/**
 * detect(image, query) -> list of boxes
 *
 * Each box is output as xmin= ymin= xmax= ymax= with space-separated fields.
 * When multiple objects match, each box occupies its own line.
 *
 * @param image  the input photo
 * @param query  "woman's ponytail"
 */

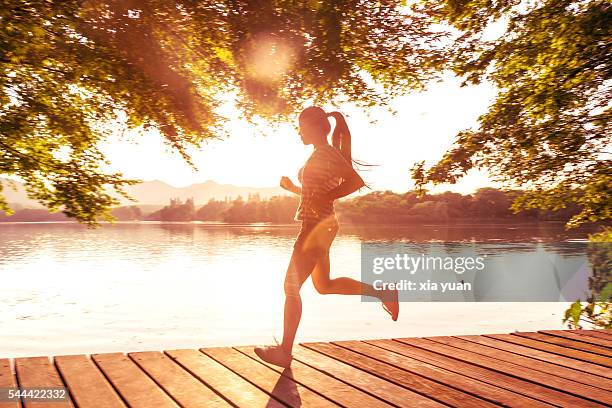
xmin=327 ymin=111 xmax=353 ymax=166
xmin=325 ymin=110 xmax=373 ymax=188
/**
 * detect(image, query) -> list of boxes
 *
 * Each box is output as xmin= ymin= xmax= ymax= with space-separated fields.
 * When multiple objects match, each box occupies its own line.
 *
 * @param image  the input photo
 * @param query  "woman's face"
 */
xmin=298 ymin=118 xmax=323 ymax=145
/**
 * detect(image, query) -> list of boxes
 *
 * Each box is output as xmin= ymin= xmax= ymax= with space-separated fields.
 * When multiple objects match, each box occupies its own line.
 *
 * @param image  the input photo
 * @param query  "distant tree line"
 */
xmin=144 ymin=189 xmax=580 ymax=223
xmin=336 ymin=188 xmax=580 ymax=224
xmin=1 ymin=188 xmax=581 ymax=224
xmin=146 ymin=194 xmax=298 ymax=223
xmin=148 ymin=198 xmax=196 ymax=222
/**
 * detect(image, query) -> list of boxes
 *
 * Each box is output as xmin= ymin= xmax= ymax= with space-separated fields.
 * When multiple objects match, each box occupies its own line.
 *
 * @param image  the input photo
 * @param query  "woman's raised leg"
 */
xmin=311 ymin=254 xmax=399 ymax=320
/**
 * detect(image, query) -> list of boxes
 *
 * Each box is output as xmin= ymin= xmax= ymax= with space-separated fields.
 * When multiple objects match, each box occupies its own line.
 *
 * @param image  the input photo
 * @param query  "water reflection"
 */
xmin=0 ymin=221 xmax=601 ymax=357
xmin=342 ymin=222 xmax=594 ymax=244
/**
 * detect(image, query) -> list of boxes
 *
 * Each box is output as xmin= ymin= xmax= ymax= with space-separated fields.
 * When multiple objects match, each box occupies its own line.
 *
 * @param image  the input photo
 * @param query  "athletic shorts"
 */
xmin=293 ymin=218 xmax=339 ymax=257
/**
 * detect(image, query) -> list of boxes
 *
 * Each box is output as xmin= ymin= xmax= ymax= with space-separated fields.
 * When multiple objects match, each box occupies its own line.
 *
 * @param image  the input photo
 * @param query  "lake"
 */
xmin=0 ymin=221 xmax=597 ymax=358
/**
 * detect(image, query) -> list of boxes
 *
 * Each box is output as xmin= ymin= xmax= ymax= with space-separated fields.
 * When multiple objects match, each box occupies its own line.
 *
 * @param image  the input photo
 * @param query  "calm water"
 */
xmin=0 ymin=222 xmax=595 ymax=357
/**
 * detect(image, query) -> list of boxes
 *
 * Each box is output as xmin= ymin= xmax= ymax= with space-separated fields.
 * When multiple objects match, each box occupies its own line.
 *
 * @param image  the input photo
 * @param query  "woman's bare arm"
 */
xmin=322 ymin=172 xmax=365 ymax=201
xmin=318 ymin=149 xmax=366 ymax=201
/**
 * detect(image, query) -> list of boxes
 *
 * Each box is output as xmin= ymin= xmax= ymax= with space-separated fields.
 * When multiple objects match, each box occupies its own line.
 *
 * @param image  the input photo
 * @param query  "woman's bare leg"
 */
xmin=255 ymin=249 xmax=318 ymax=367
xmin=311 ymin=254 xmax=378 ymax=297
xmin=280 ymin=250 xmax=317 ymax=353
xmin=311 ymin=254 xmax=399 ymax=320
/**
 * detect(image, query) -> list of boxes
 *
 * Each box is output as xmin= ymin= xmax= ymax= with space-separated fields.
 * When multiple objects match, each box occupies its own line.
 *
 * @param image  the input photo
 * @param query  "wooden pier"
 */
xmin=1 ymin=329 xmax=611 ymax=407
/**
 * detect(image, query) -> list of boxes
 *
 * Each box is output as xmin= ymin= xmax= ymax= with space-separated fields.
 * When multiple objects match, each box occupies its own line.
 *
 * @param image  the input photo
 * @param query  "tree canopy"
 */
xmin=1 ymin=0 xmax=446 ymax=222
xmin=3 ymin=1 xmax=609 ymax=227
xmin=411 ymin=0 xmax=611 ymax=228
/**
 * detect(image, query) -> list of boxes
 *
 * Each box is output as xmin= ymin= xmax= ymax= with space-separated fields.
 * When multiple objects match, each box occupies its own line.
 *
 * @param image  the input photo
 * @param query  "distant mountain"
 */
xmin=1 ymin=178 xmax=289 ymax=207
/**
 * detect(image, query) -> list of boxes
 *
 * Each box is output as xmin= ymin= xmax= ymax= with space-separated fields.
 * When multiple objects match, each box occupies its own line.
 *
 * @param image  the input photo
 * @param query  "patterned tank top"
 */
xmin=295 ymin=144 xmax=351 ymax=223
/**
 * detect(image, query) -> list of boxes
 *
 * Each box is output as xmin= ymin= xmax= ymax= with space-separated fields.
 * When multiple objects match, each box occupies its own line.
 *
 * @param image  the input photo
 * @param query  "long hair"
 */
xmin=327 ymin=111 xmax=352 ymax=164
xmin=327 ymin=111 xmax=372 ymax=170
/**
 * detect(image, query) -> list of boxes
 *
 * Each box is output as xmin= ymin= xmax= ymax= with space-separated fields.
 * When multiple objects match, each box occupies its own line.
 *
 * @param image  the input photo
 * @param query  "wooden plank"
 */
xmin=165 ymin=349 xmax=285 ymax=408
xmin=14 ymin=356 xmax=73 ymax=408
xmin=128 ymin=351 xmax=231 ymax=408
xmin=237 ymin=346 xmax=393 ymax=408
xmin=539 ymin=330 xmax=612 ymax=348
xmin=92 ymin=353 xmax=178 ymax=408
xmin=486 ymin=333 xmax=612 ymax=367
xmin=4 ymin=330 xmax=611 ymax=408
xmin=290 ymin=344 xmax=444 ymax=408
xmin=340 ymin=340 xmax=552 ymax=408
xmin=456 ymin=335 xmax=612 ymax=385
xmin=567 ymin=330 xmax=612 ymax=341
xmin=0 ymin=359 xmax=20 ymax=408
xmin=54 ymin=355 xmax=125 ymax=408
xmin=201 ymin=347 xmax=336 ymax=408
xmin=368 ymin=338 xmax=602 ymax=408
xmin=405 ymin=337 xmax=608 ymax=406
xmin=426 ymin=336 xmax=612 ymax=403
xmin=513 ymin=332 xmax=612 ymax=357
xmin=303 ymin=342 xmax=496 ymax=408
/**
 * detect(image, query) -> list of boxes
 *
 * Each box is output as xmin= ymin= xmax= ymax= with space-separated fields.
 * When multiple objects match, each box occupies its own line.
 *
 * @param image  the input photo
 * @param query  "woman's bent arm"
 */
xmin=324 ymin=174 xmax=365 ymax=201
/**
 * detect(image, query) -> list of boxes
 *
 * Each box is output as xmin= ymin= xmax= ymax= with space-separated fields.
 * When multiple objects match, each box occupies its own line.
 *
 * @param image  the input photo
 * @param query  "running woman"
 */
xmin=254 ymin=106 xmax=399 ymax=368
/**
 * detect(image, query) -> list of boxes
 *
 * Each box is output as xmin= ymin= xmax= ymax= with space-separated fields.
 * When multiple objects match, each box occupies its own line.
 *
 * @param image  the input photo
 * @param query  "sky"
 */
xmin=101 ymin=72 xmax=501 ymax=195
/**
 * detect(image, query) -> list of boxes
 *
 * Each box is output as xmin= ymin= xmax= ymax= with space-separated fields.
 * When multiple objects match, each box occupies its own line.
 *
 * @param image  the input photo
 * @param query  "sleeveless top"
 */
xmin=295 ymin=144 xmax=352 ymax=223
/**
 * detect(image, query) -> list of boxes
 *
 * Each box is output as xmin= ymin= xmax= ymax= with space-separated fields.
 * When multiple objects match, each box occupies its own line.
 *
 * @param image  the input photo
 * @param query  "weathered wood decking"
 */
xmin=1 ymin=329 xmax=611 ymax=408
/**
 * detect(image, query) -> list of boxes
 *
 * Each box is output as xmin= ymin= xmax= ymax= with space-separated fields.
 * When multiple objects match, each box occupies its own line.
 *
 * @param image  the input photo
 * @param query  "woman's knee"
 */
xmin=284 ymin=277 xmax=301 ymax=298
xmin=312 ymin=277 xmax=334 ymax=295
xmin=284 ymin=253 xmax=311 ymax=298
